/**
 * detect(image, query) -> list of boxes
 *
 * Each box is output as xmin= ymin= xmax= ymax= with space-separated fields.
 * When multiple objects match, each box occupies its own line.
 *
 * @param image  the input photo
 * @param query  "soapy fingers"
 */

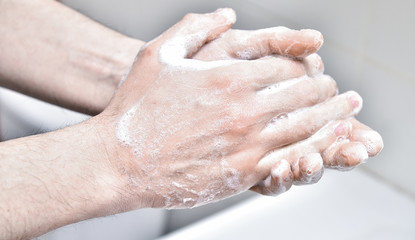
xmin=194 ymin=27 xmax=324 ymax=60
xmin=258 ymin=91 xmax=362 ymax=151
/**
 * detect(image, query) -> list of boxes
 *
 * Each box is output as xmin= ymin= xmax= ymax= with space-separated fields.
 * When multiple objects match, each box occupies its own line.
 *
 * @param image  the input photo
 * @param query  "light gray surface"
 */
xmin=36 ymin=209 xmax=166 ymax=240
xmin=165 ymin=191 xmax=255 ymax=233
xmin=157 ymin=169 xmax=415 ymax=240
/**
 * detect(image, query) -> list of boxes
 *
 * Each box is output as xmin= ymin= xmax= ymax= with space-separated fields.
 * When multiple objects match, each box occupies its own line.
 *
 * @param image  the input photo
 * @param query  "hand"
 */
xmin=192 ymin=28 xmax=383 ymax=196
xmin=96 ymin=9 xmax=366 ymax=210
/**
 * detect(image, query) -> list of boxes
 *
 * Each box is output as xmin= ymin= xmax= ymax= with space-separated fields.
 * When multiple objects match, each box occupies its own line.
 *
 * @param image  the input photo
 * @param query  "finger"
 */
xmin=201 ymin=56 xmax=306 ymax=91
xmin=200 ymin=27 xmax=323 ymax=60
xmin=302 ymin=53 xmax=325 ymax=77
xmin=292 ymin=153 xmax=324 ymax=185
xmin=208 ymin=54 xmax=330 ymax=95
xmin=157 ymin=8 xmax=236 ymax=59
xmin=250 ymin=159 xmax=293 ymax=196
xmin=255 ymin=74 xmax=337 ymax=117
xmin=206 ymin=55 xmax=310 ymax=92
xmin=322 ymin=141 xmax=369 ymax=171
xmin=321 ymin=118 xmax=383 ymax=169
xmin=259 ymin=91 xmax=362 ymax=150
xmin=258 ymin=120 xmax=353 ymax=169
xmin=268 ymin=28 xmax=323 ymax=58
xmin=349 ymin=118 xmax=383 ymax=157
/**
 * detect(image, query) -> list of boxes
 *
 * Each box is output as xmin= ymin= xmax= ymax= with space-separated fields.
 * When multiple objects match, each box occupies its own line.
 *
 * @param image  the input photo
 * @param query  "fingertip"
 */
xmin=336 ymin=142 xmax=369 ymax=171
xmin=354 ymin=129 xmax=384 ymax=157
xmin=252 ymin=159 xmax=294 ymax=196
xmin=213 ymin=8 xmax=237 ymax=25
xmin=267 ymin=27 xmax=320 ymax=58
xmin=302 ymin=29 xmax=324 ymax=52
xmin=295 ymin=29 xmax=324 ymax=57
xmin=346 ymin=91 xmax=363 ymax=115
xmin=348 ymin=119 xmax=384 ymax=157
xmin=272 ymin=159 xmax=294 ymax=194
xmin=159 ymin=9 xmax=238 ymax=61
xmin=295 ymin=153 xmax=324 ymax=185
xmin=271 ymin=159 xmax=293 ymax=189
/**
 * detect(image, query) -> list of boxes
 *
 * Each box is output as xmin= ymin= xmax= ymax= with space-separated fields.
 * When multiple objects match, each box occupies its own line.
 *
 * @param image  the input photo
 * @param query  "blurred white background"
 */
xmin=1 ymin=0 xmax=414 ymax=239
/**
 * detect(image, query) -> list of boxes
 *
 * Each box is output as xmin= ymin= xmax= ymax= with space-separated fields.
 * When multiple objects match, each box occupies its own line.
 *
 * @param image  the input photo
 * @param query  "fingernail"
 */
xmin=334 ymin=123 xmax=346 ymax=136
xmin=347 ymin=92 xmax=363 ymax=115
xmin=339 ymin=142 xmax=369 ymax=169
xmin=349 ymin=96 xmax=360 ymax=108
xmin=348 ymin=93 xmax=362 ymax=109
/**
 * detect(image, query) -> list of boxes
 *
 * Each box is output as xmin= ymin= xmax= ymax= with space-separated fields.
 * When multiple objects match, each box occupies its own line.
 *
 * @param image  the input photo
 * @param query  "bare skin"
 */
xmin=193 ymin=30 xmax=383 ymax=195
xmin=98 ymin=8 xmax=376 ymax=211
xmin=0 ymin=0 xmax=142 ymax=115
xmin=0 ymin=2 xmax=384 ymax=240
xmin=0 ymin=0 xmax=382 ymax=186
xmin=0 ymin=0 xmax=381 ymax=178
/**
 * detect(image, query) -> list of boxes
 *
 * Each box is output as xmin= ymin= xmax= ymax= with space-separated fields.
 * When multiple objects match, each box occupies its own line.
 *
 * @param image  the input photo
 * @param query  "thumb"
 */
xmin=157 ymin=8 xmax=236 ymax=59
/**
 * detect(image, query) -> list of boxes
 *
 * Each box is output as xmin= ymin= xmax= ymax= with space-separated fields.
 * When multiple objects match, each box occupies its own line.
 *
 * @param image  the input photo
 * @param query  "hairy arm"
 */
xmin=0 ymin=0 xmax=143 ymax=115
xmin=0 ymin=118 xmax=121 ymax=240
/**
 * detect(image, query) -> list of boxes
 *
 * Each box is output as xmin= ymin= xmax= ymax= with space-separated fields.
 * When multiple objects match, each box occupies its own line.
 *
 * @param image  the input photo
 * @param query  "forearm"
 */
xmin=0 ymin=118 xmax=121 ymax=239
xmin=0 ymin=0 xmax=143 ymax=115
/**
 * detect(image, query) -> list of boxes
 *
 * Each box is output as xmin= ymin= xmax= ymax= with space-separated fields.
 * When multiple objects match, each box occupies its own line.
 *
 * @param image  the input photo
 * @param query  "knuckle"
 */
xmin=140 ymin=45 xmax=155 ymax=58
xmin=297 ymin=154 xmax=324 ymax=184
xmin=201 ymin=74 xmax=232 ymax=90
xmin=303 ymin=53 xmax=324 ymax=76
xmin=304 ymin=78 xmax=322 ymax=105
xmin=274 ymin=26 xmax=290 ymax=33
xmin=183 ymin=13 xmax=201 ymax=21
xmin=326 ymin=75 xmax=338 ymax=96
xmin=227 ymin=29 xmax=241 ymax=38
xmin=306 ymin=75 xmax=338 ymax=104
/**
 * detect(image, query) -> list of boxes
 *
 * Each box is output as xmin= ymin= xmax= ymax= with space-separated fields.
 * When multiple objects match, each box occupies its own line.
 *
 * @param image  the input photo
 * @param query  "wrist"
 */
xmin=110 ymin=37 xmax=144 ymax=86
xmin=90 ymin=112 xmax=157 ymax=212
xmin=79 ymin=36 xmax=144 ymax=115
xmin=63 ymin=117 xmax=127 ymax=217
xmin=0 ymin=118 xmax=126 ymax=238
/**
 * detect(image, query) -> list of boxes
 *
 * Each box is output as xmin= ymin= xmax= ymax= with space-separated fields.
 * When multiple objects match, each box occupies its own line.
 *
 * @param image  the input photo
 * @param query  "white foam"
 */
xmin=159 ymin=36 xmax=238 ymax=70
xmin=215 ymin=8 xmax=237 ymax=25
xmin=116 ymin=103 xmax=138 ymax=146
